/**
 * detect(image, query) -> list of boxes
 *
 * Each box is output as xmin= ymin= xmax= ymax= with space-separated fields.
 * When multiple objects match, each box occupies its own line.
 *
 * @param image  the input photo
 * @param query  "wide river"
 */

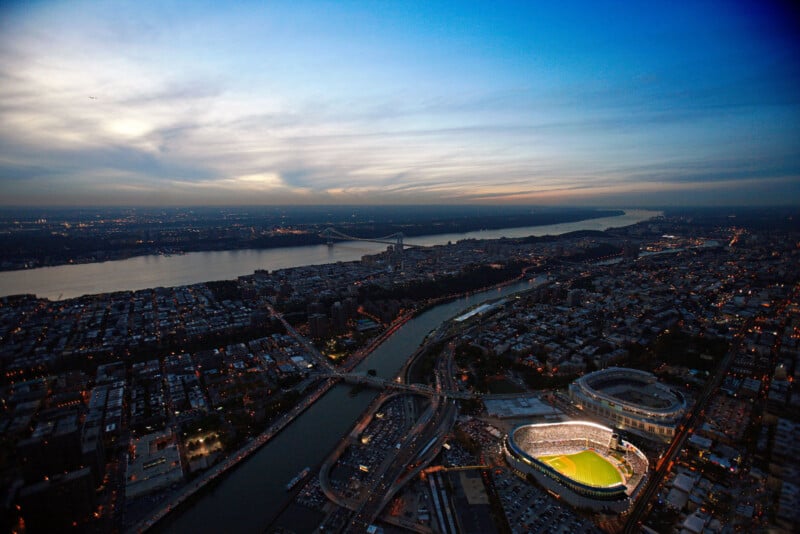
xmin=0 ymin=210 xmax=657 ymax=300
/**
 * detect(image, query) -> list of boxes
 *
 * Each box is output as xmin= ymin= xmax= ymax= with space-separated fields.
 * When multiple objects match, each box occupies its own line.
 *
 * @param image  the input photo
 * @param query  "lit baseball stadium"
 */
xmin=569 ymin=367 xmax=686 ymax=441
xmin=504 ymin=421 xmax=648 ymax=511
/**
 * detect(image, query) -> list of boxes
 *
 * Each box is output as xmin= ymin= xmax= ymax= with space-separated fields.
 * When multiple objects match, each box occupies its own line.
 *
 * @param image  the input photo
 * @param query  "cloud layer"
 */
xmin=1 ymin=1 xmax=799 ymax=206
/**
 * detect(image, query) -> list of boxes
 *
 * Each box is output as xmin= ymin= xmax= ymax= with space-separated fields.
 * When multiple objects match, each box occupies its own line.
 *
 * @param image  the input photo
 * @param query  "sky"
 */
xmin=0 ymin=1 xmax=799 ymax=207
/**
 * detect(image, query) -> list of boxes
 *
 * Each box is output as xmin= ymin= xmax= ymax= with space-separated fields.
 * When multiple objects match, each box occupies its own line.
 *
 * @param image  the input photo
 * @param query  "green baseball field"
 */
xmin=537 ymin=450 xmax=623 ymax=487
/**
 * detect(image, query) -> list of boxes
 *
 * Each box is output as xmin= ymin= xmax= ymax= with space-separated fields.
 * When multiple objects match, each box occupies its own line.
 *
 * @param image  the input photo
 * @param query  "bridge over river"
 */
xmin=319 ymin=227 xmax=429 ymax=251
xmin=327 ymin=370 xmax=479 ymax=400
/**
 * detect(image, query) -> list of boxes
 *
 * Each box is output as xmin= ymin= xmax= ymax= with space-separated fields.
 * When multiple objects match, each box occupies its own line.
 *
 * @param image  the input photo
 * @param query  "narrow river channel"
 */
xmin=159 ymin=279 xmax=537 ymax=533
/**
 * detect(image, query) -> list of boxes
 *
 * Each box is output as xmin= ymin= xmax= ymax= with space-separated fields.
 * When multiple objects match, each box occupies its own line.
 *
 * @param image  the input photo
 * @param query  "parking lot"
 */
xmin=493 ymin=466 xmax=603 ymax=533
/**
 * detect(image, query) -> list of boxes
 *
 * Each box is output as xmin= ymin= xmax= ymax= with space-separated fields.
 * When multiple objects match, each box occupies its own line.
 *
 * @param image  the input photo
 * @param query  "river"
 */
xmin=158 ymin=279 xmax=539 ymax=534
xmin=0 ymin=210 xmax=658 ymax=300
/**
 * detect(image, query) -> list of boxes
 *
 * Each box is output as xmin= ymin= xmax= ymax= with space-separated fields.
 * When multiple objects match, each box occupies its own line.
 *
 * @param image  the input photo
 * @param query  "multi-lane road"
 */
xmin=321 ymin=331 xmax=463 ymax=533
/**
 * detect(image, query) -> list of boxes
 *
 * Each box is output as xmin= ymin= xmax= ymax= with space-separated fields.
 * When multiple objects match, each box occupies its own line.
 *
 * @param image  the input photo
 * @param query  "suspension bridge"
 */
xmin=319 ymin=227 xmax=426 ymax=251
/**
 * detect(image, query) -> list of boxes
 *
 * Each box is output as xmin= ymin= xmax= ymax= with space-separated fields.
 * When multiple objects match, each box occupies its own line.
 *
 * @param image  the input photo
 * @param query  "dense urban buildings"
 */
xmin=0 ymin=209 xmax=798 ymax=533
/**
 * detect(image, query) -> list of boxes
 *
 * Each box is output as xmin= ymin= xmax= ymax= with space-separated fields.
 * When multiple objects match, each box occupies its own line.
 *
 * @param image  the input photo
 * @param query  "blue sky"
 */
xmin=0 ymin=0 xmax=798 ymax=206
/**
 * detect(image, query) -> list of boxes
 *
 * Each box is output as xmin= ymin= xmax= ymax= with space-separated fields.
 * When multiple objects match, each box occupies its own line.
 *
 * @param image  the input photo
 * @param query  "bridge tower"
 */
xmin=321 ymin=227 xmax=335 ymax=246
xmin=392 ymin=233 xmax=405 ymax=272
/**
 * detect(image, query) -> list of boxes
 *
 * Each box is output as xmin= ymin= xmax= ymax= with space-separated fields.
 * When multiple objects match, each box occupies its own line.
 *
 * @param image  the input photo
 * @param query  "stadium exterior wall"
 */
xmin=568 ymin=367 xmax=685 ymax=441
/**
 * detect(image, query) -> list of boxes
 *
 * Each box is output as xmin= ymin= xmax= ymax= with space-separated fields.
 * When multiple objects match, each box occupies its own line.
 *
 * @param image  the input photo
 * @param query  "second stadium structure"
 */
xmin=569 ymin=367 xmax=686 ymax=441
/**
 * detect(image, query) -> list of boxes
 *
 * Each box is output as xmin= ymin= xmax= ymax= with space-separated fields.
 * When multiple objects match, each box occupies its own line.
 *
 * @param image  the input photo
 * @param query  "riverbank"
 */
xmin=128 ymin=377 xmax=336 ymax=533
xmin=0 ymin=208 xmax=624 ymax=272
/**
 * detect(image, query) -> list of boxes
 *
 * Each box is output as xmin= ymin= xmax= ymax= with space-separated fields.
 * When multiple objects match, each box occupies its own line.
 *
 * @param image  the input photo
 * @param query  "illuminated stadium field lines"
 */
xmin=538 ymin=450 xmax=623 ymax=488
